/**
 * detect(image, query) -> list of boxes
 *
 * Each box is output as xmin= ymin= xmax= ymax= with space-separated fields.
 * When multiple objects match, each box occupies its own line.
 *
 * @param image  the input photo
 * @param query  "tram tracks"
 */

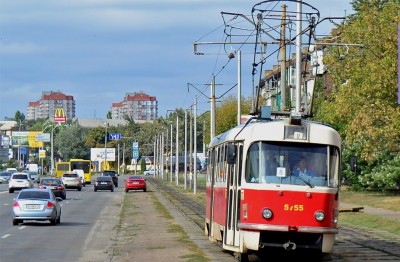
xmin=148 ymin=177 xmax=400 ymax=261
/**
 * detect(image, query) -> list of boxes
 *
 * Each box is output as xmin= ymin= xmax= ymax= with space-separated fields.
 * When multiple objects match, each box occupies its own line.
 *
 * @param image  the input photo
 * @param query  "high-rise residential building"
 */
xmin=26 ymin=91 xmax=75 ymax=121
xmin=111 ymin=92 xmax=157 ymax=121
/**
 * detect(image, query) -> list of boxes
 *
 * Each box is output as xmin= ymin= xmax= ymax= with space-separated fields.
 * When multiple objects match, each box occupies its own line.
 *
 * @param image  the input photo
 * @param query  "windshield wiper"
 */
xmin=295 ymin=175 xmax=314 ymax=188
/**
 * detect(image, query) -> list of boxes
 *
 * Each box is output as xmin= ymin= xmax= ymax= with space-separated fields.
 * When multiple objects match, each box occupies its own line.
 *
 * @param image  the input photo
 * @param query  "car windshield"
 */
xmin=19 ymin=191 xmax=50 ymax=200
xmin=41 ymin=179 xmax=62 ymax=185
xmin=63 ymin=174 xmax=78 ymax=177
xmin=103 ymin=171 xmax=116 ymax=176
xmin=13 ymin=174 xmax=28 ymax=179
xmin=130 ymin=176 xmax=143 ymax=180
xmin=97 ymin=177 xmax=112 ymax=181
xmin=0 ymin=172 xmax=10 ymax=177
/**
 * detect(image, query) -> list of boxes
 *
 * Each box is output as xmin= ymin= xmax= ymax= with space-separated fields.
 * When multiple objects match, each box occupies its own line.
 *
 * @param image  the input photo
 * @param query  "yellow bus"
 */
xmin=70 ymin=159 xmax=93 ymax=184
xmin=55 ymin=159 xmax=93 ymax=184
xmin=55 ymin=162 xmax=70 ymax=178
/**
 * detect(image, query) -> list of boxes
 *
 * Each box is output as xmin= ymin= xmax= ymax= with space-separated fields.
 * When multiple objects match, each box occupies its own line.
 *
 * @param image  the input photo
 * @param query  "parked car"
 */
xmin=12 ymin=188 xmax=62 ymax=225
xmin=143 ymin=168 xmax=155 ymax=176
xmin=61 ymin=171 xmax=82 ymax=191
xmin=0 ymin=171 xmax=12 ymax=183
xmin=102 ymin=170 xmax=118 ymax=187
xmin=38 ymin=178 xmax=67 ymax=200
xmin=9 ymin=172 xmax=34 ymax=193
xmin=125 ymin=175 xmax=147 ymax=192
xmin=94 ymin=176 xmax=114 ymax=192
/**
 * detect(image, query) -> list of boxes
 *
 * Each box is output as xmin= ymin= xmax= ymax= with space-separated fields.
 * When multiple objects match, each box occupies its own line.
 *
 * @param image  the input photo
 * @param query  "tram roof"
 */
xmin=209 ymin=118 xmax=341 ymax=148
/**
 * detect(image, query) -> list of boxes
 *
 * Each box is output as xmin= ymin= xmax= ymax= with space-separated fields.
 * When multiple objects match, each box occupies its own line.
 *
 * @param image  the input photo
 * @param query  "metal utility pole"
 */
xmin=175 ymin=115 xmax=179 ymax=185
xmin=104 ymin=122 xmax=109 ymax=171
xmin=189 ymin=105 xmax=193 ymax=190
xmin=184 ymin=110 xmax=187 ymax=189
xmin=237 ymin=50 xmax=242 ymax=125
xmin=160 ymin=132 xmax=164 ymax=179
xmin=193 ymin=96 xmax=197 ymax=194
xmin=170 ymin=123 xmax=173 ymax=183
xmin=295 ymin=1 xmax=302 ymax=112
xmin=211 ymin=76 xmax=216 ymax=139
xmin=280 ymin=5 xmax=287 ymax=111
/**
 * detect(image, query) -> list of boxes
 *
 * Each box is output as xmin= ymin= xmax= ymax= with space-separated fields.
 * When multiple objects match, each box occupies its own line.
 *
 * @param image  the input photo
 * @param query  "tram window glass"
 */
xmin=328 ymin=146 xmax=340 ymax=187
xmin=245 ymin=142 xmax=337 ymax=187
xmin=238 ymin=144 xmax=243 ymax=187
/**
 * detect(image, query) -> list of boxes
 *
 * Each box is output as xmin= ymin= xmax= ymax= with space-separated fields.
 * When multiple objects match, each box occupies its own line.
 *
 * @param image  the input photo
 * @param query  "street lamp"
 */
xmin=104 ymin=122 xmax=109 ymax=171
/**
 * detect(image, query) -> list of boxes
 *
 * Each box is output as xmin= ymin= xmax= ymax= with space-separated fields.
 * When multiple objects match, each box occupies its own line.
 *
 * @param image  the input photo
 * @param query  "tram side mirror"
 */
xmin=227 ymin=144 xmax=237 ymax=164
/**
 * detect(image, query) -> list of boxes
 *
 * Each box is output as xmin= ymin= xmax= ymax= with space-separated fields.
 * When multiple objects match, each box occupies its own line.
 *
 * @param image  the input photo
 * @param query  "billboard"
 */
xmin=11 ymin=131 xmax=44 ymax=148
xmin=90 ymin=148 xmax=116 ymax=162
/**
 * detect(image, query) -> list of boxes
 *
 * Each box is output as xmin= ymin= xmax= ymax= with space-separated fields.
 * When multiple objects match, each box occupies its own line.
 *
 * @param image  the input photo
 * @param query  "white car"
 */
xmin=9 ymin=172 xmax=34 ymax=193
xmin=72 ymin=169 xmax=86 ymax=187
xmin=143 ymin=168 xmax=155 ymax=176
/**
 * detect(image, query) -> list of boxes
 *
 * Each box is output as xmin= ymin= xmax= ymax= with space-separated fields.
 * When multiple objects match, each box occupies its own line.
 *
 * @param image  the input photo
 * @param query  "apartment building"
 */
xmin=111 ymin=92 xmax=157 ymax=121
xmin=26 ymin=91 xmax=75 ymax=121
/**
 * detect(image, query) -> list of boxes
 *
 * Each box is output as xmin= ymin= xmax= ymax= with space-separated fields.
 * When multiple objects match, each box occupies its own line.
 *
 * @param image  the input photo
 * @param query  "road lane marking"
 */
xmin=1 ymin=234 xmax=11 ymax=239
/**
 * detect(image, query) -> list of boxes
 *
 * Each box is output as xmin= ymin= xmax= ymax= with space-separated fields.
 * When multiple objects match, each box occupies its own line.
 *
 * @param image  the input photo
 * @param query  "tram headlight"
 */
xmin=262 ymin=208 xmax=273 ymax=219
xmin=315 ymin=211 xmax=325 ymax=221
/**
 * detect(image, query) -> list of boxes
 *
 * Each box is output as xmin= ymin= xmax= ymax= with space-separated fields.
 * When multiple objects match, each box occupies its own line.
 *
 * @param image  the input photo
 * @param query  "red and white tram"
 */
xmin=205 ymin=111 xmax=342 ymax=260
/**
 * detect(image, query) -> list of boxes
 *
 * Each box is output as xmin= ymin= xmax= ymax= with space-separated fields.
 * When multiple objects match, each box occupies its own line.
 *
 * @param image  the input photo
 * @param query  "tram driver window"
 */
xmin=245 ymin=143 xmax=260 ymax=183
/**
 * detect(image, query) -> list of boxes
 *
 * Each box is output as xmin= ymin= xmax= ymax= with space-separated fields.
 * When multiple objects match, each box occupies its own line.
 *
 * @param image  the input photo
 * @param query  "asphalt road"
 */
xmin=0 ymin=179 xmax=123 ymax=262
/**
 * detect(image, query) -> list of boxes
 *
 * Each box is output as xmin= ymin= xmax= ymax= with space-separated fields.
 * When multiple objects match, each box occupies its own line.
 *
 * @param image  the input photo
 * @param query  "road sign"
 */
xmin=36 ymin=133 xmax=51 ymax=142
xmin=20 ymin=147 xmax=27 ymax=155
xmin=109 ymin=133 xmax=122 ymax=140
xmin=132 ymin=142 xmax=139 ymax=159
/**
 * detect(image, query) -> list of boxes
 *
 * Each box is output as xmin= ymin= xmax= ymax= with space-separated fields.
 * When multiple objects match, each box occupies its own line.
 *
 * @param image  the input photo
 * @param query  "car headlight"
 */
xmin=315 ymin=211 xmax=325 ymax=221
xmin=262 ymin=208 xmax=273 ymax=219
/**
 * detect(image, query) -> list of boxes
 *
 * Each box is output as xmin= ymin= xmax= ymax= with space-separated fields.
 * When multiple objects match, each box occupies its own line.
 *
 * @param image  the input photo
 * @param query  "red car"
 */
xmin=125 ymin=175 xmax=147 ymax=192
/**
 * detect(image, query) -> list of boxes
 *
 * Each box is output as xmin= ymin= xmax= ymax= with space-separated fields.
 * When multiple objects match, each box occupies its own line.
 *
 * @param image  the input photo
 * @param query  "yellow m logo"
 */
xmin=54 ymin=108 xmax=66 ymax=122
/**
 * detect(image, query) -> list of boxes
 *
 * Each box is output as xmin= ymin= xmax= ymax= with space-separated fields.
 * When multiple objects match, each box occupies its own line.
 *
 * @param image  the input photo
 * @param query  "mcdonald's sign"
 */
xmin=54 ymin=108 xmax=66 ymax=123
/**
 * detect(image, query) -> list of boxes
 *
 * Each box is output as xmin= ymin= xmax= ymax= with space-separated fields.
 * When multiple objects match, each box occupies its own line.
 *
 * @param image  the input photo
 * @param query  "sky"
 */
xmin=0 ymin=0 xmax=354 ymax=121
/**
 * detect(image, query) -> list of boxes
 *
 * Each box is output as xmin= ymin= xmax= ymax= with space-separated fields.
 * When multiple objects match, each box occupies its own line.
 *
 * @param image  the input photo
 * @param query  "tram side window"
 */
xmin=245 ymin=142 xmax=260 ymax=183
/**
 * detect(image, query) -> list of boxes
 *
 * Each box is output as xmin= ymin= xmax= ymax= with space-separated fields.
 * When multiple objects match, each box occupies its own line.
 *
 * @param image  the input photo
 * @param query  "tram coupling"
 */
xmin=283 ymin=241 xmax=297 ymax=251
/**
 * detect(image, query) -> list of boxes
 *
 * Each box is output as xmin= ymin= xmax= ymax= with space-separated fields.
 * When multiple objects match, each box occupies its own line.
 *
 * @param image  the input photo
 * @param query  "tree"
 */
xmin=54 ymin=123 xmax=90 ymax=160
xmin=314 ymin=1 xmax=400 ymax=189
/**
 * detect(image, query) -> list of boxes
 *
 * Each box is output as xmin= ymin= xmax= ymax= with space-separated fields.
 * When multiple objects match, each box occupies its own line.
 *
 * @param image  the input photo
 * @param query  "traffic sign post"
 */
xmin=132 ymin=142 xmax=139 ymax=175
xmin=132 ymin=142 xmax=139 ymax=159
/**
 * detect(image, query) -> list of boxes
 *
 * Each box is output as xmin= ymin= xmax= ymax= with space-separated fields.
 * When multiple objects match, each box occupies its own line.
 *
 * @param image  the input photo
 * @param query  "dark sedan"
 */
xmin=94 ymin=176 xmax=114 ymax=192
xmin=38 ymin=178 xmax=67 ymax=200
xmin=125 ymin=175 xmax=147 ymax=192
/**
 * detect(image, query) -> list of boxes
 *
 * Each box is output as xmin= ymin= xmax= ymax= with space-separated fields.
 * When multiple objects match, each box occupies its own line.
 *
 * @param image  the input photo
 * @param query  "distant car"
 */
xmin=0 ymin=171 xmax=12 ymax=183
xmin=38 ymin=178 xmax=67 ymax=200
xmin=12 ymin=188 xmax=62 ymax=226
xmin=27 ymin=171 xmax=40 ymax=182
xmin=9 ymin=172 xmax=34 ymax=193
xmin=125 ymin=175 xmax=147 ymax=192
xmin=6 ymin=167 xmax=17 ymax=174
xmin=72 ymin=169 xmax=86 ymax=187
xmin=143 ymin=168 xmax=155 ymax=176
xmin=102 ymin=170 xmax=118 ymax=187
xmin=94 ymin=176 xmax=114 ymax=192
xmin=61 ymin=171 xmax=82 ymax=191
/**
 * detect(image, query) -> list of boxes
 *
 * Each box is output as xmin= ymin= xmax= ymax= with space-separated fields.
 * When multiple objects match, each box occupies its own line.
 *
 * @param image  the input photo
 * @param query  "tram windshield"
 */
xmin=245 ymin=142 xmax=340 ymax=187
